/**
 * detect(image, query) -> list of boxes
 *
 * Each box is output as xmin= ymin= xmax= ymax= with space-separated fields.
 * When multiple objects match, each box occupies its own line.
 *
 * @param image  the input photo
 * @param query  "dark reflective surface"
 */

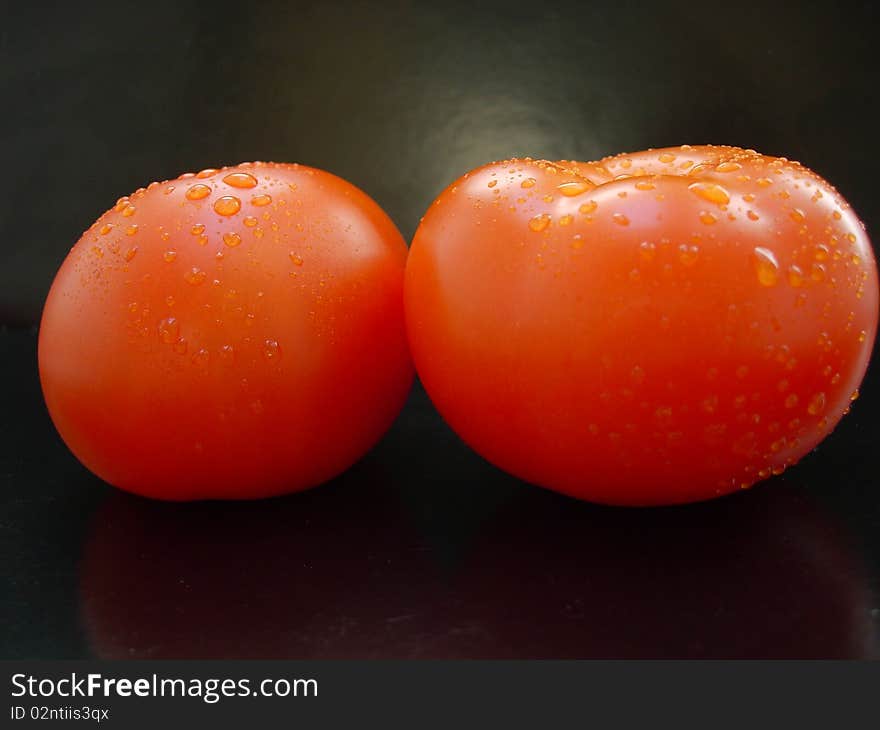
xmin=2 ymin=0 xmax=880 ymax=658
xmin=80 ymin=474 xmax=874 ymax=659
xmin=2 ymin=325 xmax=879 ymax=658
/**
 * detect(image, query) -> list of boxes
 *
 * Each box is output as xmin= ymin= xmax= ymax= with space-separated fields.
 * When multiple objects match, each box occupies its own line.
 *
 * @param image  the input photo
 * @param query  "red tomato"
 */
xmin=40 ymin=163 xmax=412 ymax=500
xmin=405 ymin=146 xmax=879 ymax=505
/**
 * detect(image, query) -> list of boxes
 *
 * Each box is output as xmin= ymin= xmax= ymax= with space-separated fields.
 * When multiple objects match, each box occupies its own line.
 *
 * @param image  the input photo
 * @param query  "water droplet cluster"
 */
xmin=63 ymin=161 xmax=357 ymax=377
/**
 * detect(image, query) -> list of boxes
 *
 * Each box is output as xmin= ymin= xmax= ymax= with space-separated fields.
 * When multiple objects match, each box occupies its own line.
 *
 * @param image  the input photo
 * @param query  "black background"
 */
xmin=2 ymin=0 xmax=878 ymax=658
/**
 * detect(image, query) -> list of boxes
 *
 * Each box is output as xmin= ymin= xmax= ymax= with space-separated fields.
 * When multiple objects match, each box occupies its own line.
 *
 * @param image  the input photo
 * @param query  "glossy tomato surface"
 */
xmin=405 ymin=145 xmax=879 ymax=505
xmin=40 ymin=163 xmax=412 ymax=500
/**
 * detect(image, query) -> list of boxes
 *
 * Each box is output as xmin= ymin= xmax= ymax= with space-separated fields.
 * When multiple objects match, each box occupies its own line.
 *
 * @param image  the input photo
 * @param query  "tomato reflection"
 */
xmin=79 ymin=475 xmax=874 ymax=658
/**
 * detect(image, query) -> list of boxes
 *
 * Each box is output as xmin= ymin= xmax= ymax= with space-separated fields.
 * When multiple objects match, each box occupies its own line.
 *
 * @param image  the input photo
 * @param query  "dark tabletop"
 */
xmin=2 ymin=0 xmax=878 ymax=659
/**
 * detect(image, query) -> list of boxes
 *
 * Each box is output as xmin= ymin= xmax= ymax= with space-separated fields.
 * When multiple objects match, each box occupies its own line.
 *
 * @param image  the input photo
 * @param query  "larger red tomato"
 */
xmin=405 ymin=145 xmax=878 ymax=505
xmin=40 ymin=163 xmax=412 ymax=500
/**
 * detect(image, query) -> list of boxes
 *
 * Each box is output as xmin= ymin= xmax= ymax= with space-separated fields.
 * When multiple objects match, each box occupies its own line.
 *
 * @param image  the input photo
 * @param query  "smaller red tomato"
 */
xmin=40 ymin=163 xmax=412 ymax=500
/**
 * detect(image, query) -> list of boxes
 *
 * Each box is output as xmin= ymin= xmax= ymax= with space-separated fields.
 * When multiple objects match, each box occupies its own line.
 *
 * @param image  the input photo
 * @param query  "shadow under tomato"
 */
xmin=78 ymin=467 xmax=875 ymax=659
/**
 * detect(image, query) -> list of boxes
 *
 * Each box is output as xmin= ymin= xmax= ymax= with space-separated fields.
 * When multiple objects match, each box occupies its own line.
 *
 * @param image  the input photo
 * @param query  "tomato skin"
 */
xmin=40 ymin=163 xmax=412 ymax=500
xmin=405 ymin=146 xmax=879 ymax=505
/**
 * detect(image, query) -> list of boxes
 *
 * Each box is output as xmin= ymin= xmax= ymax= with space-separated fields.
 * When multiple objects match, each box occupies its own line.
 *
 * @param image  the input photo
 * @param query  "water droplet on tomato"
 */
xmin=192 ymin=348 xmax=210 ymax=366
xmin=528 ymin=214 xmax=551 ymax=232
xmin=688 ymin=182 xmax=730 ymax=206
xmin=184 ymin=267 xmax=206 ymax=285
xmin=158 ymin=316 xmax=179 ymax=343
xmin=222 ymin=231 xmax=242 ymax=247
xmin=655 ymin=405 xmax=673 ymax=423
xmin=807 ymin=392 xmax=826 ymax=415
xmin=579 ymin=201 xmax=598 ymax=215
xmin=752 ymin=247 xmax=779 ymax=286
xmin=557 ymin=181 xmax=591 ymax=197
xmin=223 ymin=172 xmax=258 ymax=189
xmin=186 ymin=184 xmax=211 ymax=200
xmin=699 ymin=211 xmax=717 ymax=225
xmin=262 ymin=339 xmax=282 ymax=362
xmin=787 ymin=264 xmax=805 ymax=287
xmin=214 ymin=196 xmax=241 ymax=216
xmin=251 ymin=194 xmax=272 ymax=207
xmin=678 ymin=244 xmax=699 ymax=266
